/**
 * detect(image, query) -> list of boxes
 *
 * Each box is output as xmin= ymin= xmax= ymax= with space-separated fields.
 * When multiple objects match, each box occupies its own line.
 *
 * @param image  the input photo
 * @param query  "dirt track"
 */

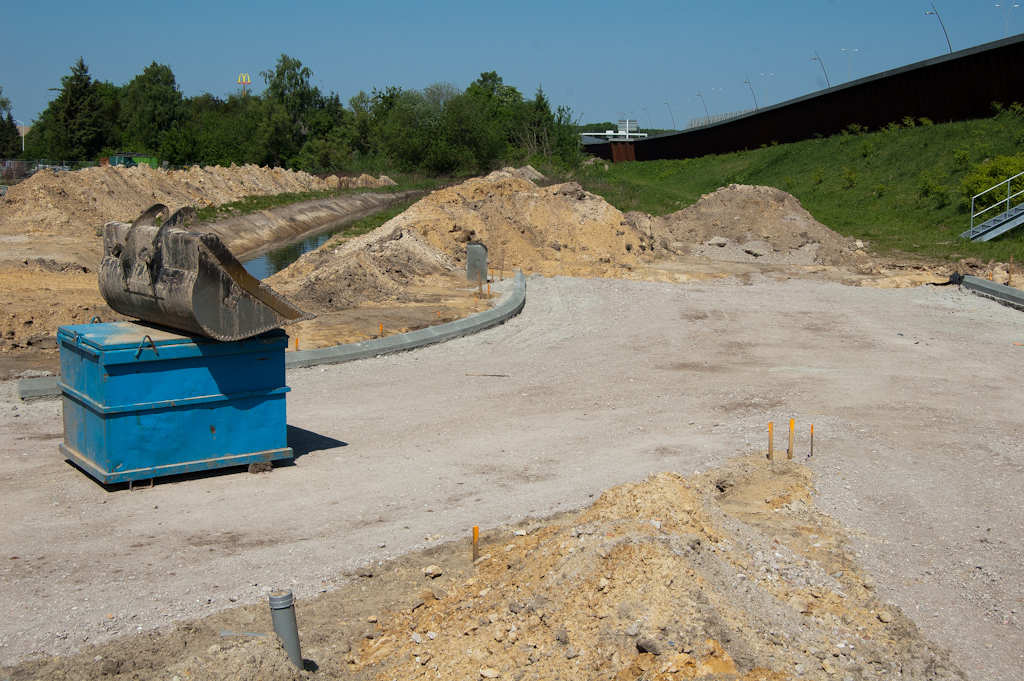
xmin=2 ymin=274 xmax=1023 ymax=678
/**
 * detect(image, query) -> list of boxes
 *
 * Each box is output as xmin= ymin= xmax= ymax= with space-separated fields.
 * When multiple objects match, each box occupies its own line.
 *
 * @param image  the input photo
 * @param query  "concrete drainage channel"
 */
xmin=16 ymin=271 xmax=527 ymax=400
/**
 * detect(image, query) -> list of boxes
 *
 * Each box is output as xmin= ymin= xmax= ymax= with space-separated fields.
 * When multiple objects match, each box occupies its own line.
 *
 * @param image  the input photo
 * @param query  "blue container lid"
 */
xmin=58 ymin=321 xmax=287 ymax=364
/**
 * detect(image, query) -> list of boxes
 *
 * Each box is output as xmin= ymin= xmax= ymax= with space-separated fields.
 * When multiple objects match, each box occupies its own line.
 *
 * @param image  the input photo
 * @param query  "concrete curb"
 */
xmin=960 ymin=275 xmax=1024 ymax=311
xmin=16 ymin=271 xmax=527 ymax=399
xmin=17 ymin=376 xmax=60 ymax=401
xmin=285 ymin=270 xmax=527 ymax=369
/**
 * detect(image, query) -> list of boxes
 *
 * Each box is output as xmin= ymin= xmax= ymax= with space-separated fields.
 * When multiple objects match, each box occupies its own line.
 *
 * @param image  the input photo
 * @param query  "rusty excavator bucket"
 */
xmin=98 ymin=204 xmax=314 ymax=341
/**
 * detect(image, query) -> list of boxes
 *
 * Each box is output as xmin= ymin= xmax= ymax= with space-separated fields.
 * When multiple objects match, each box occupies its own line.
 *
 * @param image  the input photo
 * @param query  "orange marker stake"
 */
xmin=472 ymin=526 xmax=479 ymax=562
xmin=768 ymin=422 xmax=774 ymax=460
xmin=810 ymin=424 xmax=815 ymax=458
xmin=788 ymin=419 xmax=795 ymax=460
xmin=379 ymin=323 xmax=383 ymax=336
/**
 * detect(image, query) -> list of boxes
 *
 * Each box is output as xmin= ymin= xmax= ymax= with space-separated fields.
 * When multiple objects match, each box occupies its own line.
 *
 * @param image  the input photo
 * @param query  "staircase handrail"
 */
xmin=971 ymin=169 xmax=1024 ymax=233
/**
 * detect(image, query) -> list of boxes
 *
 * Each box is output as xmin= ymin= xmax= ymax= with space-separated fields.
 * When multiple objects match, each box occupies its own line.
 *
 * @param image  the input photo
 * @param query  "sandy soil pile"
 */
xmin=270 ymin=176 xmax=895 ymax=322
xmin=401 ymin=168 xmax=654 ymax=276
xmin=634 ymin=184 xmax=860 ymax=267
xmin=0 ymin=164 xmax=389 ymax=239
xmin=268 ymin=167 xmax=657 ymax=315
xmin=331 ymin=459 xmax=961 ymax=681
xmin=6 ymin=457 xmax=963 ymax=680
xmin=323 ymin=174 xmax=397 ymax=190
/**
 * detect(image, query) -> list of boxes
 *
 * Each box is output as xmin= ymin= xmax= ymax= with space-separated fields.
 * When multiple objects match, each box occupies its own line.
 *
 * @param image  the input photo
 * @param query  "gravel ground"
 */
xmin=1 ymin=274 xmax=1023 ymax=678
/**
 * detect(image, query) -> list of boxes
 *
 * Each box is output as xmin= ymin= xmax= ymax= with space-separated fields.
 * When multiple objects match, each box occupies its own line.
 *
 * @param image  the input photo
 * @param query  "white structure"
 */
xmin=580 ymin=119 xmax=648 ymax=141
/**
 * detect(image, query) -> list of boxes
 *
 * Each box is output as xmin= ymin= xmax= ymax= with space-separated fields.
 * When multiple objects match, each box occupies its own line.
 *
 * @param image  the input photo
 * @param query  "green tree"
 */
xmin=260 ymin=54 xmax=317 ymax=127
xmin=120 ymin=62 xmax=184 ymax=153
xmin=0 ymin=87 xmax=20 ymax=157
xmin=27 ymin=57 xmax=106 ymax=161
xmin=57 ymin=57 xmax=106 ymax=160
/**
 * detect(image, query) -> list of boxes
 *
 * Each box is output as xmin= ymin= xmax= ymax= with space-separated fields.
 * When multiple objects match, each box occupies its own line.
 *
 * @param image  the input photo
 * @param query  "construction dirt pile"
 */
xmin=271 ymin=174 xmax=902 ymax=320
xmin=5 ymin=457 xmax=964 ymax=680
xmin=634 ymin=184 xmax=860 ymax=267
xmin=0 ymin=164 xmax=392 ymax=240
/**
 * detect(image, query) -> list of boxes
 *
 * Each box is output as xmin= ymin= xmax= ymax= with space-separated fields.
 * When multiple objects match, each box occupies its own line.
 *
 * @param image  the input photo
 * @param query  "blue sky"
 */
xmin=2 ymin=1 xmax=1018 ymax=130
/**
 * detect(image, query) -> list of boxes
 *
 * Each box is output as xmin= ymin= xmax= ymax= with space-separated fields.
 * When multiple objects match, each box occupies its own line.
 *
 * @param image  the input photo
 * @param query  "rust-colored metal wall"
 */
xmin=585 ymin=35 xmax=1024 ymax=163
xmin=610 ymin=142 xmax=636 ymax=163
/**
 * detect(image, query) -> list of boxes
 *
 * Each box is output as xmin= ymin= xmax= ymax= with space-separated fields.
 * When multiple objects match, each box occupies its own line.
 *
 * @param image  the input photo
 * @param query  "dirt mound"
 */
xmin=6 ymin=458 xmax=963 ymax=680
xmin=324 ymin=173 xmax=398 ymax=190
xmin=329 ymin=458 xmax=962 ymax=681
xmin=270 ymin=168 xmax=654 ymax=315
xmin=0 ymin=164 xmax=390 ymax=241
xmin=638 ymin=184 xmax=860 ymax=267
xmin=401 ymin=168 xmax=653 ymax=276
xmin=268 ymin=224 xmax=458 ymax=311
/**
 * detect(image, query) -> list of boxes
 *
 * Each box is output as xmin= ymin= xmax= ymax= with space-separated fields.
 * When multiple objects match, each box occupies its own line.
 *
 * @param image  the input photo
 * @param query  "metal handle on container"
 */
xmin=134 ymin=335 xmax=158 ymax=359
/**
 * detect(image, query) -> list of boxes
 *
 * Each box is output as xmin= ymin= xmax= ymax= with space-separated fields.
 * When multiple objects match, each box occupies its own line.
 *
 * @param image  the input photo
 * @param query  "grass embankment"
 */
xmin=572 ymin=110 xmax=1024 ymax=264
xmin=195 ymin=174 xmax=445 ymax=224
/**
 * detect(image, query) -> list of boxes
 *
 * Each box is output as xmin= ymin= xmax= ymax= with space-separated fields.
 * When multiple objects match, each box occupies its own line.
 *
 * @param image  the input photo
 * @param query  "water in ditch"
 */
xmin=241 ymin=213 xmax=368 ymax=280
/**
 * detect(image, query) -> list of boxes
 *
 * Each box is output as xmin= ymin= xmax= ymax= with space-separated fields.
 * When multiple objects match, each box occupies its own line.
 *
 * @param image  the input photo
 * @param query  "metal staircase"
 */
xmin=961 ymin=170 xmax=1024 ymax=241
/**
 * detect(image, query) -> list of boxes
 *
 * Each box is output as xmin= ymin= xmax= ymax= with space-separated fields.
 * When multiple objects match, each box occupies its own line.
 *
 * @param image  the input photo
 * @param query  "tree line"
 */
xmin=4 ymin=56 xmax=581 ymax=174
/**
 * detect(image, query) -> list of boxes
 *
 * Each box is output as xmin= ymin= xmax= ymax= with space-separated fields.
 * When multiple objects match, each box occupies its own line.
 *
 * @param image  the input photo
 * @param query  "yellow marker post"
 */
xmin=810 ymin=424 xmax=815 ymax=458
xmin=788 ymin=419 xmax=795 ymax=460
xmin=472 ymin=526 xmax=479 ymax=562
xmin=379 ymin=323 xmax=383 ymax=336
xmin=768 ymin=422 xmax=774 ymax=460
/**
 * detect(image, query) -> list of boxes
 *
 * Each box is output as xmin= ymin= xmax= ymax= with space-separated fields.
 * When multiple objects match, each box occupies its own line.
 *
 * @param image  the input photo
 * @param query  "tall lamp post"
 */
xmin=997 ymin=3 xmax=1019 ymax=36
xmin=926 ymin=3 xmax=953 ymax=53
xmin=663 ymin=100 xmax=676 ymax=130
xmin=695 ymin=90 xmax=710 ymax=125
xmin=761 ymin=73 xmax=773 ymax=106
xmin=811 ymin=51 xmax=831 ymax=89
xmin=742 ymin=76 xmax=759 ymax=109
xmin=641 ymin=105 xmax=653 ymax=130
xmin=842 ymin=47 xmax=858 ymax=81
xmin=13 ymin=119 xmax=25 ymax=152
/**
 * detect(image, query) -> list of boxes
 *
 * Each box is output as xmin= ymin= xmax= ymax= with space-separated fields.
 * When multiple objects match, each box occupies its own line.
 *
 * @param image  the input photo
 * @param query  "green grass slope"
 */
xmin=572 ymin=109 xmax=1024 ymax=265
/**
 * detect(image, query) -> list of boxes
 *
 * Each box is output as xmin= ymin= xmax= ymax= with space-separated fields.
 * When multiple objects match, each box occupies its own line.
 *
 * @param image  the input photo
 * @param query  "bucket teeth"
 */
xmin=98 ymin=204 xmax=314 ymax=340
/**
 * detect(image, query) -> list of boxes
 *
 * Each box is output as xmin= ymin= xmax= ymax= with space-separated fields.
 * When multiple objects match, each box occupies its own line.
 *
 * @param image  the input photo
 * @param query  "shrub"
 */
xmin=960 ymin=154 xmax=1024 ymax=210
xmin=843 ymin=166 xmax=858 ymax=189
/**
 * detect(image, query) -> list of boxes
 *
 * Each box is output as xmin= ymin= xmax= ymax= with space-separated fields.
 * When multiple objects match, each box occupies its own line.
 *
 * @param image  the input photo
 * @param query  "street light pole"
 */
xmin=926 ymin=3 xmax=953 ymax=53
xmin=761 ymin=73 xmax=773 ymax=106
xmin=642 ymin=105 xmax=653 ymax=130
xmin=742 ymin=76 xmax=759 ymax=109
xmin=811 ymin=51 xmax=831 ymax=89
xmin=663 ymin=100 xmax=676 ymax=130
xmin=842 ymin=47 xmax=858 ymax=81
xmin=13 ymin=119 xmax=25 ymax=152
xmin=695 ymin=90 xmax=710 ymax=125
xmin=997 ymin=3 xmax=1019 ymax=36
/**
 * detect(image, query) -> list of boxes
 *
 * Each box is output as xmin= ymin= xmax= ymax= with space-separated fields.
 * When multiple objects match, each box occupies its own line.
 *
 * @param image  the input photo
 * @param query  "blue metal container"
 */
xmin=58 ymin=321 xmax=292 ymax=484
